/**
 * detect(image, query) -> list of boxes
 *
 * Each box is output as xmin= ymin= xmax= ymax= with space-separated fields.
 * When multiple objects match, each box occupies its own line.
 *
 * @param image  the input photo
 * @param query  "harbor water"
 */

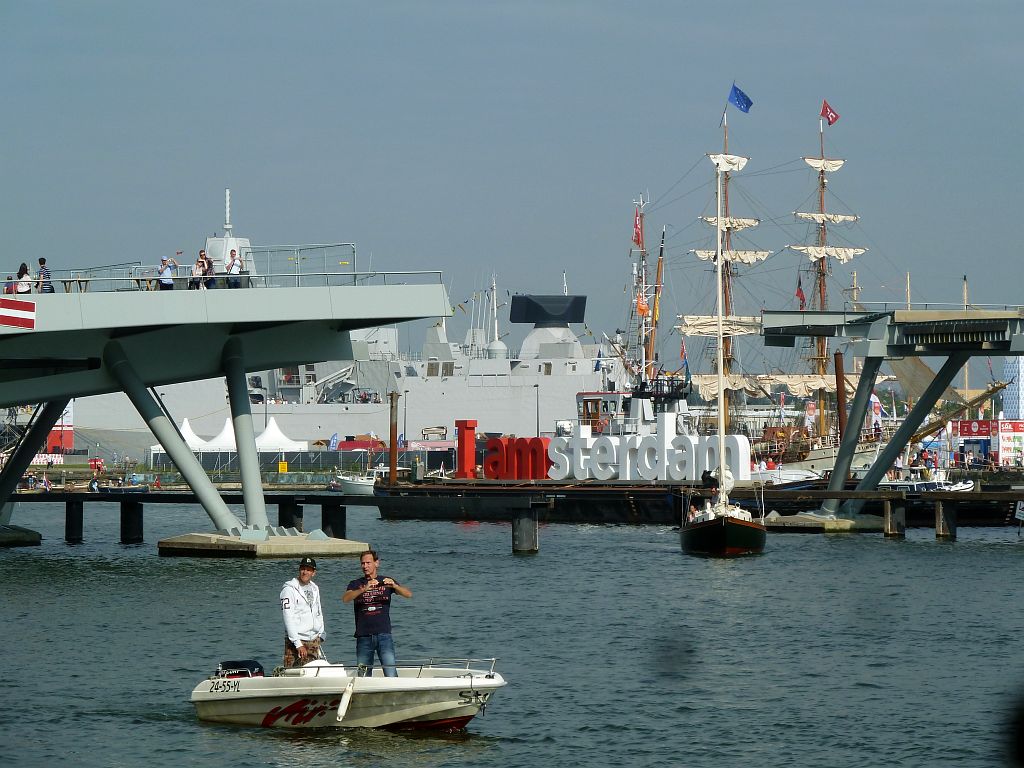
xmin=3 ymin=502 xmax=1024 ymax=767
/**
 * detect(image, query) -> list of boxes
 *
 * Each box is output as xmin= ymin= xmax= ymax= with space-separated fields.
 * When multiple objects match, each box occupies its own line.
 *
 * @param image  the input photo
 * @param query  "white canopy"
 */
xmin=255 ymin=417 xmax=308 ymax=452
xmin=203 ymin=418 xmax=238 ymax=451
xmin=150 ymin=417 xmax=210 ymax=454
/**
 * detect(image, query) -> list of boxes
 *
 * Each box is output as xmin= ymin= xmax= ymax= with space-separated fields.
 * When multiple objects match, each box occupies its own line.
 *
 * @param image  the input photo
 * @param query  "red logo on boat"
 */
xmin=261 ymin=697 xmax=341 ymax=727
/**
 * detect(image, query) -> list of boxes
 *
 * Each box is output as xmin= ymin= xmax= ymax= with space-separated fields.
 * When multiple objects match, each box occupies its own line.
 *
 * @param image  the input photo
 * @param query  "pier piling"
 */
xmin=511 ymin=500 xmax=540 ymax=554
xmin=278 ymin=501 xmax=304 ymax=532
xmin=883 ymin=499 xmax=905 ymax=539
xmin=120 ymin=500 xmax=144 ymax=544
xmin=321 ymin=502 xmax=347 ymax=539
xmin=935 ymin=499 xmax=957 ymax=540
xmin=65 ymin=499 xmax=84 ymax=543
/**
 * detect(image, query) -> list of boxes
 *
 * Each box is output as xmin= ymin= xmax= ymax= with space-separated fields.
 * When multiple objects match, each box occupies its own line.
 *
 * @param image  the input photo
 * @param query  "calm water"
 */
xmin=3 ymin=502 xmax=1024 ymax=767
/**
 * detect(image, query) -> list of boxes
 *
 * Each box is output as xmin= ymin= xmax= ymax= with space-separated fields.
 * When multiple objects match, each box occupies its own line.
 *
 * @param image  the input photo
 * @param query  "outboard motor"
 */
xmin=215 ymin=660 xmax=265 ymax=678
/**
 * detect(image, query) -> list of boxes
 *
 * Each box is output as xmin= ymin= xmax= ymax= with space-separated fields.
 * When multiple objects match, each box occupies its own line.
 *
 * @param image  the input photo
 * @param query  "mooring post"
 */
xmin=321 ymin=502 xmax=346 ymax=539
xmin=883 ymin=498 xmax=905 ymax=539
xmin=935 ymin=499 xmax=956 ymax=541
xmin=278 ymin=499 xmax=304 ymax=532
xmin=120 ymin=500 xmax=144 ymax=544
xmin=511 ymin=499 xmax=540 ymax=554
xmin=65 ymin=499 xmax=84 ymax=544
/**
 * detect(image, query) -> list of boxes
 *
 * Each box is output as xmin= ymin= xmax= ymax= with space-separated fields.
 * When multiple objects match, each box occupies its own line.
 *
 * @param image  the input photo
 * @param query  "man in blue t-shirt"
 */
xmin=342 ymin=549 xmax=412 ymax=677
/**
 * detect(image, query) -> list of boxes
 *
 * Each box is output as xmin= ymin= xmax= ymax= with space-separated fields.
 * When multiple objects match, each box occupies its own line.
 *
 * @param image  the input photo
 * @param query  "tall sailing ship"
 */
xmin=676 ymin=100 xmax=884 ymax=478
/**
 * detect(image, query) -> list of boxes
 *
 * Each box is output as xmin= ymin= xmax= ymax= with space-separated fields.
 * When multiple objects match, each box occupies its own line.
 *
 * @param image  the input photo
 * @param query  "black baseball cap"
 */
xmin=299 ymin=556 xmax=317 ymax=569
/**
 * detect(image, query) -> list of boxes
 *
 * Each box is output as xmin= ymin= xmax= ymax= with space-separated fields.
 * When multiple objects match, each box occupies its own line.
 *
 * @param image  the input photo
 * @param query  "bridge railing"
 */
xmin=41 ymin=265 xmax=442 ymax=293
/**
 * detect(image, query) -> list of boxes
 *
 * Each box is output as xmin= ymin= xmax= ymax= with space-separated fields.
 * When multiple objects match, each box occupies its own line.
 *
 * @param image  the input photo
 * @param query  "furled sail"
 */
xmin=677 ymin=315 xmax=761 ymax=337
xmin=709 ymin=153 xmax=748 ymax=172
xmin=793 ymin=212 xmax=858 ymax=224
xmin=690 ymin=372 xmax=889 ymax=400
xmin=692 ymin=249 xmax=773 ymax=265
xmin=700 ymin=216 xmax=760 ymax=231
xmin=803 ymin=157 xmax=845 ymax=172
xmin=789 ymin=245 xmax=866 ymax=264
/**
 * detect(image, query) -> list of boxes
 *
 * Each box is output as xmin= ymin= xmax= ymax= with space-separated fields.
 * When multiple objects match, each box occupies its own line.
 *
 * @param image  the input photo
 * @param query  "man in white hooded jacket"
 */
xmin=280 ymin=556 xmax=325 ymax=667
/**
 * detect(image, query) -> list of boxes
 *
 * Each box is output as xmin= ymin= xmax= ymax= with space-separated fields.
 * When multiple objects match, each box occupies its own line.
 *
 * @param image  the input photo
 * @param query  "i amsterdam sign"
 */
xmin=455 ymin=415 xmax=752 ymax=483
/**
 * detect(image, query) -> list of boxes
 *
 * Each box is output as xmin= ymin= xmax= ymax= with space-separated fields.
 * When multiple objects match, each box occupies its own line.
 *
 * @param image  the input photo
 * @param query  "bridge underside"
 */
xmin=762 ymin=309 xmax=1024 ymax=516
xmin=0 ymin=283 xmax=450 ymax=534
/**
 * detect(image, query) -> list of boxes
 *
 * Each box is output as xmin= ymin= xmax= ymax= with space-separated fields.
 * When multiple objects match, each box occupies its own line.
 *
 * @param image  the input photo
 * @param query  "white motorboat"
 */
xmin=329 ymin=465 xmax=410 ymax=495
xmin=191 ymin=658 xmax=506 ymax=730
xmin=331 ymin=472 xmax=377 ymax=496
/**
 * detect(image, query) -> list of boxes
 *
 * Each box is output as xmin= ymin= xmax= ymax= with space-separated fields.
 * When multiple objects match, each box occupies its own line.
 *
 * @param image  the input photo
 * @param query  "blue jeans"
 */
xmin=356 ymin=633 xmax=397 ymax=677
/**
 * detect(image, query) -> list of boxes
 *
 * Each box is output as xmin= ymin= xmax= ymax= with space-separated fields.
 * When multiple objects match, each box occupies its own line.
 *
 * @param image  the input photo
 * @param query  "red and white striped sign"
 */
xmin=0 ymin=297 xmax=36 ymax=329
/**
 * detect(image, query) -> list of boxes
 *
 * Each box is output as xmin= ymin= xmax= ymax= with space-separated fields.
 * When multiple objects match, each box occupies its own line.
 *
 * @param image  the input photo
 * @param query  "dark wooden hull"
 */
xmin=680 ymin=515 xmax=766 ymax=557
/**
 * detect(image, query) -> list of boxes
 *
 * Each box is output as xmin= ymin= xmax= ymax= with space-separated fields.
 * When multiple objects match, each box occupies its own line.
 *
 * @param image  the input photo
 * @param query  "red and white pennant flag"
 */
xmin=820 ymin=99 xmax=839 ymax=126
xmin=0 ymin=297 xmax=37 ymax=330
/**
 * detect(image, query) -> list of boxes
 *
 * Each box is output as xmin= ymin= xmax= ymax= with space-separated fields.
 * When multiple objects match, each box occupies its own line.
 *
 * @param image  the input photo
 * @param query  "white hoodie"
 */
xmin=280 ymin=577 xmax=325 ymax=649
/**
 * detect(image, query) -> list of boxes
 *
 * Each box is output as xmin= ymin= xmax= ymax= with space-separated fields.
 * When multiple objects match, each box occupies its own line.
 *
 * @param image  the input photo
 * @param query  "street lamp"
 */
xmin=533 ymin=384 xmax=540 ymax=436
xmin=403 ymin=390 xmax=409 ymax=447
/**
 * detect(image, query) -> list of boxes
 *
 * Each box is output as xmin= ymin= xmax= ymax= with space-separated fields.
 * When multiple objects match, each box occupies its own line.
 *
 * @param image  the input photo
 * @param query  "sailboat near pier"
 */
xmin=680 ymin=145 xmax=766 ymax=557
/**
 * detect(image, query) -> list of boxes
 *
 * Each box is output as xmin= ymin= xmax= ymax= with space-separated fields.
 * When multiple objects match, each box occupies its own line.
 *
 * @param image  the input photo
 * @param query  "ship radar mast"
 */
xmin=224 ymin=188 xmax=232 ymax=236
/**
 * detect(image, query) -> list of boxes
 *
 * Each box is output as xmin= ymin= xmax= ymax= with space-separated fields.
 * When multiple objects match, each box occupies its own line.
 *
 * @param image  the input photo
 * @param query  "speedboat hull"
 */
xmin=681 ymin=515 xmax=766 ymax=557
xmin=191 ymin=661 xmax=505 ymax=730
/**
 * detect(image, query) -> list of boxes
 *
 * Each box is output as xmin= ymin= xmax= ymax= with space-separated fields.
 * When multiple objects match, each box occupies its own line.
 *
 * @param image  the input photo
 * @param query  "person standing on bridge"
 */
xmin=343 ymin=550 xmax=412 ymax=677
xmin=225 ymin=248 xmax=244 ymax=289
xmin=280 ymin=556 xmax=325 ymax=668
xmin=157 ymin=253 xmax=179 ymax=290
xmin=36 ymin=257 xmax=54 ymax=294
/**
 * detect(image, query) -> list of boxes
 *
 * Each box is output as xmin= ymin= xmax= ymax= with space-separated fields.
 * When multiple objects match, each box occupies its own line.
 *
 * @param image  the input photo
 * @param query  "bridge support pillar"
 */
xmin=222 ymin=336 xmax=268 ymax=529
xmin=883 ymin=498 xmax=905 ymax=538
xmin=279 ymin=500 xmax=304 ymax=532
xmin=103 ymin=340 xmax=242 ymax=532
xmin=120 ymin=500 xmax=144 ymax=544
xmin=935 ymin=499 xmax=957 ymax=541
xmin=0 ymin=398 xmax=71 ymax=524
xmin=321 ymin=503 xmax=346 ymax=539
xmin=66 ymin=499 xmax=84 ymax=543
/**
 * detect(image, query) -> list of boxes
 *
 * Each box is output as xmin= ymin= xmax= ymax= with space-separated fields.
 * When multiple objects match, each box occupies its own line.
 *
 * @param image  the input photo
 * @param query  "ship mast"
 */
xmin=630 ymin=195 xmax=652 ymax=383
xmin=690 ymin=115 xmax=771 ymax=434
xmin=710 ymin=153 xmax=749 ymax=505
xmin=643 ymin=226 xmax=666 ymax=382
xmin=787 ymin=107 xmax=865 ymax=439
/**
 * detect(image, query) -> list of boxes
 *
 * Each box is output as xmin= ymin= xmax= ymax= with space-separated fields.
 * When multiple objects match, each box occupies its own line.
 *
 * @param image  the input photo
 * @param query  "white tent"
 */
xmin=150 ymin=417 xmax=211 ymax=454
xmin=202 ymin=418 xmax=238 ymax=451
xmin=255 ymin=417 xmax=308 ymax=452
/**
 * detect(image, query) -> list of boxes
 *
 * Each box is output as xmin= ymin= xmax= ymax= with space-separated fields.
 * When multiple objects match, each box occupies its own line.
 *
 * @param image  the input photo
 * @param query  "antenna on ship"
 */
xmin=224 ymin=188 xmax=232 ymax=236
xmin=562 ymin=271 xmax=567 ymax=296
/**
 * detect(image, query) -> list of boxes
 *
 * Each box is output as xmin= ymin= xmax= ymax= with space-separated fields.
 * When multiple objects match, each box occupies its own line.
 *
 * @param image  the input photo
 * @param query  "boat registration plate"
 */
xmin=209 ymin=679 xmax=241 ymax=693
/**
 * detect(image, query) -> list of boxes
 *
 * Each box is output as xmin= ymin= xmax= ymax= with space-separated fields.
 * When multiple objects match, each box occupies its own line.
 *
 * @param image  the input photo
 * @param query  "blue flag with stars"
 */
xmin=728 ymin=83 xmax=753 ymax=113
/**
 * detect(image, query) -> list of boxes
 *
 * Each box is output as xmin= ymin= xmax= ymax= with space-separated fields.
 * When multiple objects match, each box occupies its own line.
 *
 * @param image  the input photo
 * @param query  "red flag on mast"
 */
xmin=820 ymin=99 xmax=839 ymax=126
xmin=632 ymin=206 xmax=644 ymax=250
xmin=796 ymin=275 xmax=806 ymax=311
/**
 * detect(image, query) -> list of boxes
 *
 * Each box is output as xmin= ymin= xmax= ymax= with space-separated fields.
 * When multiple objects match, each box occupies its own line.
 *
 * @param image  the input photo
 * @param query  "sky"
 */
xmin=3 ymin=1 xmax=1021 ymax=382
